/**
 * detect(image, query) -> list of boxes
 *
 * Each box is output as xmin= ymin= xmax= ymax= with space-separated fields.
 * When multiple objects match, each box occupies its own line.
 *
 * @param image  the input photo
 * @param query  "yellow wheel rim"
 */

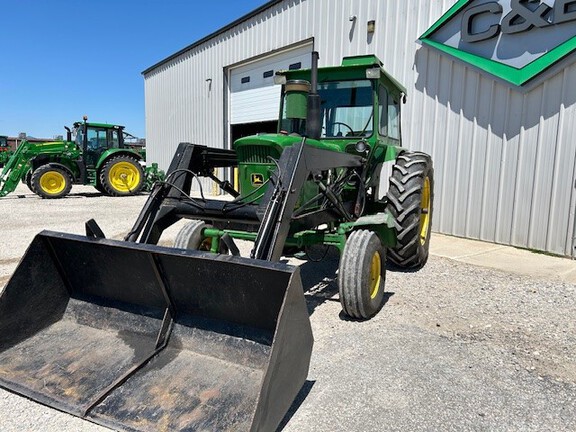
xmin=199 ymin=237 xmax=212 ymax=251
xmin=40 ymin=171 xmax=66 ymax=195
xmin=108 ymin=161 xmax=140 ymax=192
xmin=369 ymin=251 xmax=381 ymax=299
xmin=419 ymin=176 xmax=431 ymax=245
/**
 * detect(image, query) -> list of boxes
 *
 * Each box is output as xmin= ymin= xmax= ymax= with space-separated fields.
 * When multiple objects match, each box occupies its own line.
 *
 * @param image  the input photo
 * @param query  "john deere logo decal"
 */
xmin=420 ymin=0 xmax=576 ymax=85
xmin=251 ymin=173 xmax=264 ymax=186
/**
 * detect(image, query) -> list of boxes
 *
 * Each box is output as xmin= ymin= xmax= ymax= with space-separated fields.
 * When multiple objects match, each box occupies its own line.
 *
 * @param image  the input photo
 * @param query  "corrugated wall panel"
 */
xmin=495 ymin=89 xmax=521 ymax=246
xmin=512 ymin=86 xmax=543 ymax=247
xmin=479 ymin=81 xmax=504 ymax=242
xmin=529 ymin=75 xmax=562 ymax=250
xmin=144 ymin=0 xmax=576 ymax=256
xmin=466 ymin=76 xmax=491 ymax=238
xmin=550 ymin=64 xmax=576 ymax=256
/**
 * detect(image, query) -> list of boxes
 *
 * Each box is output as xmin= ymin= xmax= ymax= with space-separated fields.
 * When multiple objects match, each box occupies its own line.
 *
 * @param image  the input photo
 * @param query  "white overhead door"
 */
xmin=229 ymin=44 xmax=312 ymax=125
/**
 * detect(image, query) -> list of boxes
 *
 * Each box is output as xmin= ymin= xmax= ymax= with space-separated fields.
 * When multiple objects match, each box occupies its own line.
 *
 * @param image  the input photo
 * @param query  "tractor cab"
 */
xmin=71 ymin=121 xmax=126 ymax=168
xmin=277 ymin=55 xmax=406 ymax=152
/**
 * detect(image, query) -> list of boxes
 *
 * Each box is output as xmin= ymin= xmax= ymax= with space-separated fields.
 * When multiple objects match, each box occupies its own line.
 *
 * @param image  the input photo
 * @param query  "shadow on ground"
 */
xmin=276 ymin=380 xmax=316 ymax=431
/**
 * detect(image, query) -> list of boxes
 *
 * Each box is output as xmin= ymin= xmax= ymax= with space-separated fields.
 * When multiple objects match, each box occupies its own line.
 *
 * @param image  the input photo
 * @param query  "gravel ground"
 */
xmin=0 ymin=183 xmax=575 ymax=431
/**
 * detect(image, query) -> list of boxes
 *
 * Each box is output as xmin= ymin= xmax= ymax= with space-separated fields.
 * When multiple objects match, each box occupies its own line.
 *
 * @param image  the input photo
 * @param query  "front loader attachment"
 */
xmin=0 ymin=231 xmax=313 ymax=432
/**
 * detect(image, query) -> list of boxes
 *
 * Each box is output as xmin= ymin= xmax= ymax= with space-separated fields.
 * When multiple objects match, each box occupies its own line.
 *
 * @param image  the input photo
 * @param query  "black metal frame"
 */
xmin=126 ymin=139 xmax=365 ymax=262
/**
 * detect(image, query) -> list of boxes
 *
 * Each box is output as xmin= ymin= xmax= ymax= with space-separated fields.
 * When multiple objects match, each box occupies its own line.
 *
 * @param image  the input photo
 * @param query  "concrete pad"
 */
xmin=561 ymin=268 xmax=576 ymax=284
xmin=430 ymin=233 xmax=576 ymax=284
xmin=430 ymin=234 xmax=506 ymax=259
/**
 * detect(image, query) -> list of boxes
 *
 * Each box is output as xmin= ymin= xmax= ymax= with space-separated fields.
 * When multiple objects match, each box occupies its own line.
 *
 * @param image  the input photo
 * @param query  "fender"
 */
xmin=30 ymin=155 xmax=79 ymax=178
xmin=95 ymin=148 xmax=143 ymax=170
xmin=37 ymin=162 xmax=76 ymax=180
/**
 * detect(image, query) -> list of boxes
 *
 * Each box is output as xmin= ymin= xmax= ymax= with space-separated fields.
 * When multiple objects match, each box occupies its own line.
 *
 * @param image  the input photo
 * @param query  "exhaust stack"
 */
xmin=306 ymin=51 xmax=321 ymax=140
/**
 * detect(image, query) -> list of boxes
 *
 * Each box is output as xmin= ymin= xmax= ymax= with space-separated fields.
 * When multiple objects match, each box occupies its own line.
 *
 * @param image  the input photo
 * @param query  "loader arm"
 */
xmin=0 ymin=140 xmax=34 ymax=197
xmin=252 ymin=138 xmax=364 ymax=261
xmin=126 ymin=140 xmax=364 ymax=261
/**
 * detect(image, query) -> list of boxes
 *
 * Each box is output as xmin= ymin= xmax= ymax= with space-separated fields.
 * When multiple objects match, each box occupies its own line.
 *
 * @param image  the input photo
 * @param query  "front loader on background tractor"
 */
xmin=0 ymin=118 xmax=164 ymax=198
xmin=0 ymin=53 xmax=433 ymax=431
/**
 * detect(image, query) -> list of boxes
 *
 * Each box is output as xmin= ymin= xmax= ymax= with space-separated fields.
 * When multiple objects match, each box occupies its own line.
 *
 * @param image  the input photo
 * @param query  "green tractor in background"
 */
xmin=0 ymin=118 xmax=164 ymax=198
xmin=0 ymin=135 xmax=10 ymax=168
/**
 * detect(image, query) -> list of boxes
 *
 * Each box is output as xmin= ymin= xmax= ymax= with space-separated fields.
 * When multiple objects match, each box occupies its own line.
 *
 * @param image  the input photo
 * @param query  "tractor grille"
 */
xmin=237 ymin=146 xmax=280 ymax=164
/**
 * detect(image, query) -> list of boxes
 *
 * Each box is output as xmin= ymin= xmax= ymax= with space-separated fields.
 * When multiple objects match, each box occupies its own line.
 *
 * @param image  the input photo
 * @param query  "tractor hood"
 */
xmin=234 ymin=133 xmax=342 ymax=154
xmin=26 ymin=141 xmax=77 ymax=153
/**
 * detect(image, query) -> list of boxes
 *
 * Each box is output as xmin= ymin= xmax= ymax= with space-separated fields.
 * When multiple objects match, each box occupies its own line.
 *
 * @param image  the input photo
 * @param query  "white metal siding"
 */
xmin=144 ymin=0 xmax=576 ymax=256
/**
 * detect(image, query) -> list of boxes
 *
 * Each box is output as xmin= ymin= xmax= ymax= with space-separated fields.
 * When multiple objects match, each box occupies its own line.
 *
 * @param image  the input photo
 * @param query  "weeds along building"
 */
xmin=143 ymin=0 xmax=576 ymax=257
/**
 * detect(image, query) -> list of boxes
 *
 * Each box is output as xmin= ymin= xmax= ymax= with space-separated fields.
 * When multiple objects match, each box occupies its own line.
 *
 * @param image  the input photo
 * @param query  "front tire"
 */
xmin=31 ymin=165 xmax=72 ymax=199
xmin=174 ymin=220 xmax=228 ymax=253
xmin=24 ymin=170 xmax=36 ymax=193
xmin=338 ymin=229 xmax=386 ymax=320
xmin=99 ymin=155 xmax=144 ymax=196
xmin=386 ymin=151 xmax=434 ymax=269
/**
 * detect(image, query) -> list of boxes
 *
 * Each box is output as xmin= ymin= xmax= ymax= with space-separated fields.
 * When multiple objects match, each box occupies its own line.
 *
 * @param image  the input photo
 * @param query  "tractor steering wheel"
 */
xmin=332 ymin=122 xmax=355 ymax=137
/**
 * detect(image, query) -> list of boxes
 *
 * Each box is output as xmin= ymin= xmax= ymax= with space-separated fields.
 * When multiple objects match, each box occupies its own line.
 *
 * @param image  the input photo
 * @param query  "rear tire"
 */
xmin=174 ymin=220 xmax=228 ymax=253
xmin=31 ymin=165 xmax=72 ymax=199
xmin=338 ymin=230 xmax=386 ymax=320
xmin=386 ymin=152 xmax=434 ymax=269
xmin=94 ymin=179 xmax=108 ymax=195
xmin=99 ymin=155 xmax=144 ymax=196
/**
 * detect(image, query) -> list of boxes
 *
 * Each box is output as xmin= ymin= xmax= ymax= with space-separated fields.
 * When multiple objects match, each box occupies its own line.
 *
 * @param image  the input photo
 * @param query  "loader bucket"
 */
xmin=0 ymin=231 xmax=313 ymax=432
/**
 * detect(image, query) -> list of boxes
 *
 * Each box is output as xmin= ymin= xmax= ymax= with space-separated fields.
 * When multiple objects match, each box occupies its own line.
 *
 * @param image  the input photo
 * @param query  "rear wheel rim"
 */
xmin=419 ymin=176 xmax=431 ymax=245
xmin=40 ymin=171 xmax=66 ymax=194
xmin=369 ymin=251 xmax=381 ymax=299
xmin=108 ymin=161 xmax=140 ymax=192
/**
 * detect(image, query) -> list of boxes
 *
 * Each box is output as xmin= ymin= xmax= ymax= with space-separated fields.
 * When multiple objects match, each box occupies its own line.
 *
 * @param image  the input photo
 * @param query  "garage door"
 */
xmin=229 ymin=44 xmax=312 ymax=125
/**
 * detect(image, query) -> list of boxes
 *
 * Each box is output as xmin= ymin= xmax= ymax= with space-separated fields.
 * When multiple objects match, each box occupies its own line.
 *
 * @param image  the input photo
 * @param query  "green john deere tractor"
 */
xmin=0 ymin=135 xmax=10 ymax=167
xmin=0 ymin=53 xmax=433 ymax=432
xmin=0 ymin=118 xmax=163 ymax=198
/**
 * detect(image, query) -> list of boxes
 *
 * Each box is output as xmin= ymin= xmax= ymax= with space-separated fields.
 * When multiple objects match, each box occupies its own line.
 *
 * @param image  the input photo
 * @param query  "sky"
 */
xmin=0 ymin=0 xmax=269 ymax=139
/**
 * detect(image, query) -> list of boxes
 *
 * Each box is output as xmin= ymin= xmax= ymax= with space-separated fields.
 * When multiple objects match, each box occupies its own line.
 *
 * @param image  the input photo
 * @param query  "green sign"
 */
xmin=420 ymin=0 xmax=576 ymax=86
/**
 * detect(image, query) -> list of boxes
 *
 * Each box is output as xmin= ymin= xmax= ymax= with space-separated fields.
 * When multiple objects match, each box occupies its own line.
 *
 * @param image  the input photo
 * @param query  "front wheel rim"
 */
xmin=40 ymin=171 xmax=66 ymax=194
xmin=369 ymin=251 xmax=381 ymax=299
xmin=419 ymin=176 xmax=431 ymax=245
xmin=108 ymin=161 xmax=140 ymax=192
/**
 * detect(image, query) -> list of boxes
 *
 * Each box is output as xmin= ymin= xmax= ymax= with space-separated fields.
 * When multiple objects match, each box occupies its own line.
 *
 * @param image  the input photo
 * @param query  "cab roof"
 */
xmin=73 ymin=121 xmax=125 ymax=130
xmin=279 ymin=54 xmax=407 ymax=95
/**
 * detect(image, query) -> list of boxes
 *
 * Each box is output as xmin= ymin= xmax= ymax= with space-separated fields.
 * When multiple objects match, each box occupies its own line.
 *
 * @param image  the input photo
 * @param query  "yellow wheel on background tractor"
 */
xmin=386 ymin=151 xmax=434 ymax=269
xmin=338 ymin=229 xmax=386 ymax=320
xmin=31 ymin=165 xmax=72 ymax=199
xmin=99 ymin=155 xmax=144 ymax=196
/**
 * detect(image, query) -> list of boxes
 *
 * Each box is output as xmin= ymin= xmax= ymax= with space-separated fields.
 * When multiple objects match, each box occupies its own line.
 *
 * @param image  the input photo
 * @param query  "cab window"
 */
xmin=378 ymin=86 xmax=388 ymax=136
xmin=318 ymin=80 xmax=373 ymax=138
xmin=86 ymin=128 xmax=108 ymax=150
xmin=109 ymin=130 xmax=119 ymax=148
xmin=388 ymin=94 xmax=400 ymax=140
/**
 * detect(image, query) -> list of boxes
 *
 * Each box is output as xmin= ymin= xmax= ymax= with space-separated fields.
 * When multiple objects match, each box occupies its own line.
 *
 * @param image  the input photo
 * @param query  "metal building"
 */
xmin=143 ymin=0 xmax=576 ymax=257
